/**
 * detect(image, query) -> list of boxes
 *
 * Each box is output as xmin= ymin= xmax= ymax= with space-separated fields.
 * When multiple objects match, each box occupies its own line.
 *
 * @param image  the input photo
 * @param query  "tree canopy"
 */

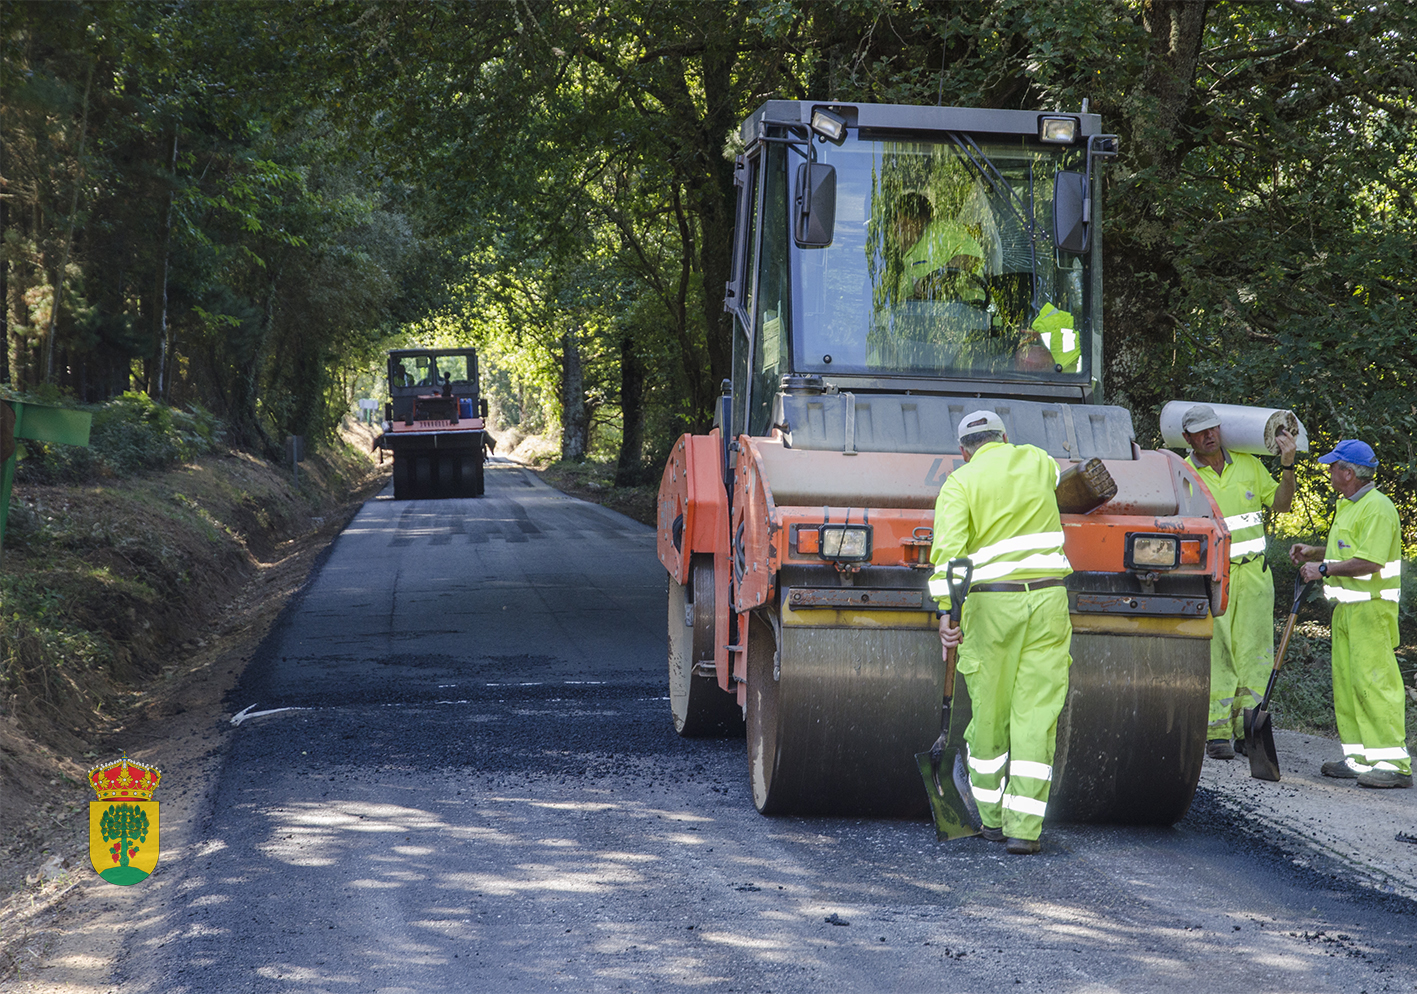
xmin=4 ymin=0 xmax=1415 ymax=511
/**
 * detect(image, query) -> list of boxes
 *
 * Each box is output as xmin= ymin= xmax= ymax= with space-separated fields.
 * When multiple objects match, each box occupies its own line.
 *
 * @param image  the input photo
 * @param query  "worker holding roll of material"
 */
xmin=1181 ymin=404 xmax=1297 ymax=760
xmin=1291 ymin=440 xmax=1409 ymax=788
xmin=929 ymin=409 xmax=1073 ymax=855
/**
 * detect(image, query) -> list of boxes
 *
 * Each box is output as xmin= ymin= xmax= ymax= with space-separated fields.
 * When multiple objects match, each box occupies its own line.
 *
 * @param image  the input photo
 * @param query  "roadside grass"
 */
xmin=1 ymin=406 xmax=384 ymax=897
xmin=527 ymin=457 xmax=658 ymax=527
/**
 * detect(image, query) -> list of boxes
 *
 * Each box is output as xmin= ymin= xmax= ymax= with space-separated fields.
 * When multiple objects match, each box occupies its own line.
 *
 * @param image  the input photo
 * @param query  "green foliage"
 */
xmin=16 ymin=394 xmax=225 ymax=483
xmin=6 ymin=0 xmax=1417 ymax=503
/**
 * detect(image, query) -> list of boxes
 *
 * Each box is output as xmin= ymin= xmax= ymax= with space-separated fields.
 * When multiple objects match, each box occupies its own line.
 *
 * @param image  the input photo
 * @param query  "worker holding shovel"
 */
xmin=928 ymin=410 xmax=1073 ymax=854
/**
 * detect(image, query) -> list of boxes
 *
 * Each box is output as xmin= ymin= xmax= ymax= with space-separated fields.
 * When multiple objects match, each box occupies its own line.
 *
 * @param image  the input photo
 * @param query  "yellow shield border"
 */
xmin=89 ymin=800 xmax=159 ymax=885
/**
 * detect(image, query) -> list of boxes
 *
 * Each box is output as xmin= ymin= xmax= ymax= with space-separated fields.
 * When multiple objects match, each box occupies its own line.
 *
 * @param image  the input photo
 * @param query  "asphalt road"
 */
xmin=108 ymin=462 xmax=1416 ymax=993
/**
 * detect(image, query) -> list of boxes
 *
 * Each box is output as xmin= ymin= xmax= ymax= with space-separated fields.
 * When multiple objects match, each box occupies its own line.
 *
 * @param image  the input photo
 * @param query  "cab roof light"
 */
xmin=810 ymin=109 xmax=847 ymax=142
xmin=1039 ymin=116 xmax=1078 ymax=144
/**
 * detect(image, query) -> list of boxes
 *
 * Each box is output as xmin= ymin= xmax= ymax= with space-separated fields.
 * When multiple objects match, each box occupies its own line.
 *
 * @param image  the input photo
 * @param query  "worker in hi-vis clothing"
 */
xmin=1030 ymin=303 xmax=1080 ymax=372
xmin=1180 ymin=404 xmax=1296 ymax=760
xmin=1291 ymin=439 xmax=1410 ymax=788
xmin=928 ymin=410 xmax=1072 ymax=854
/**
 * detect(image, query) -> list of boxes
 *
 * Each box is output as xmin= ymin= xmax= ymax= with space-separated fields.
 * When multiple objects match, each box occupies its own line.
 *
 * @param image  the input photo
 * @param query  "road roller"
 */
xmin=379 ymin=348 xmax=488 ymax=500
xmin=656 ymin=100 xmax=1233 ymax=824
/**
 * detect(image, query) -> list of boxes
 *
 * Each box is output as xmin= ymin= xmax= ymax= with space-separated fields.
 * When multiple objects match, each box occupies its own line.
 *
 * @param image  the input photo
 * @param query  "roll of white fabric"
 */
xmin=1160 ymin=401 xmax=1309 ymax=456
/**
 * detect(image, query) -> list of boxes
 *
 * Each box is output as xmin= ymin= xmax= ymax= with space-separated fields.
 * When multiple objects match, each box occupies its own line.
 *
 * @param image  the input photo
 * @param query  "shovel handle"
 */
xmin=940 ymin=558 xmax=973 ymax=698
xmin=1258 ymin=576 xmax=1316 ymax=711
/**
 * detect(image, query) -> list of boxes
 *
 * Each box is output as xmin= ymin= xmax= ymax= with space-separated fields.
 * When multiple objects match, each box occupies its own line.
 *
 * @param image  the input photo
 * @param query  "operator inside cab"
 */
xmin=892 ymin=192 xmax=986 ymax=303
xmin=1015 ymin=302 xmax=1081 ymax=372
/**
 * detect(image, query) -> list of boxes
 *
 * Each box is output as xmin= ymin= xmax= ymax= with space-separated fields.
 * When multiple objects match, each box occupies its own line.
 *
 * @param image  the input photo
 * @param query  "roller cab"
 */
xmin=657 ymin=100 xmax=1231 ymax=825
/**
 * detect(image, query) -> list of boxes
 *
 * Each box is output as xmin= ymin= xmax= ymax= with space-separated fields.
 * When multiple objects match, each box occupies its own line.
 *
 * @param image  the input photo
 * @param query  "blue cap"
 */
xmin=1316 ymin=439 xmax=1377 ymax=468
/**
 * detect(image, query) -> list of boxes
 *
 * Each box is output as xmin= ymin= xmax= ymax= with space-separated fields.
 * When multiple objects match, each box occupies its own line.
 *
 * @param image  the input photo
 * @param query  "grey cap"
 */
xmin=957 ymin=409 xmax=1006 ymax=441
xmin=1181 ymin=404 xmax=1222 ymax=433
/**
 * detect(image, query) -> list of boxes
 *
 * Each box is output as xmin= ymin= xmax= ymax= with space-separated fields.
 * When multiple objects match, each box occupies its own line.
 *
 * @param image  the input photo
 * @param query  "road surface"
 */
xmin=63 ymin=463 xmax=1417 ymax=992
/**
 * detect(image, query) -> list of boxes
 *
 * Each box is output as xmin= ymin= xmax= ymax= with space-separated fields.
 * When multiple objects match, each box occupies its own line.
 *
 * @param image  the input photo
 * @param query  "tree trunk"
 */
xmin=1 ymin=195 xmax=9 ymax=386
xmin=560 ymin=329 xmax=586 ymax=461
xmin=690 ymin=21 xmax=740 ymax=430
xmin=43 ymin=57 xmax=95 ymax=384
xmin=615 ymin=334 xmax=646 ymax=486
xmin=154 ymin=128 xmax=179 ymax=400
xmin=1102 ymin=1 xmax=1210 ymax=422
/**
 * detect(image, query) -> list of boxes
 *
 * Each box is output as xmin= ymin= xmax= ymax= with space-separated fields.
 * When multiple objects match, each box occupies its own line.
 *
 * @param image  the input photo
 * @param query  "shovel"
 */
xmin=915 ymin=557 xmax=977 ymax=840
xmin=1243 ymin=574 xmax=1315 ymax=782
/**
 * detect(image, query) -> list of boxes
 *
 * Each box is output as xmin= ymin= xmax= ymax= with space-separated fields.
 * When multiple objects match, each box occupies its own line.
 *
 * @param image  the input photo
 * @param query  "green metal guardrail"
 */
xmin=1 ymin=399 xmax=94 ymax=559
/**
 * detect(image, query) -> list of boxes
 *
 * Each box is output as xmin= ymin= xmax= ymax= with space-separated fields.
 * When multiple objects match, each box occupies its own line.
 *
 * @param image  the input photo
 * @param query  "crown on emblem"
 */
xmin=88 ymin=756 xmax=162 ymax=801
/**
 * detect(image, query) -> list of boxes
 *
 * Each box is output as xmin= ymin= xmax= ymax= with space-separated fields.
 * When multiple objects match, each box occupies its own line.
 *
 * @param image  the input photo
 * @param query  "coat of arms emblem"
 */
xmin=87 ymin=756 xmax=161 ymax=885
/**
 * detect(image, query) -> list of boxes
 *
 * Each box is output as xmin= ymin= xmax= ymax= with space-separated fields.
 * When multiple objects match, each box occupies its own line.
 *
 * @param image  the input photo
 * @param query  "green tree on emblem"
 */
xmin=100 ymin=804 xmax=149 ymax=868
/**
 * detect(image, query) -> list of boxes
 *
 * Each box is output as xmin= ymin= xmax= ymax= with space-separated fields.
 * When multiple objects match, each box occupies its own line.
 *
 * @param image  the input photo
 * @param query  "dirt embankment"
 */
xmin=0 ymin=419 xmax=389 ymax=982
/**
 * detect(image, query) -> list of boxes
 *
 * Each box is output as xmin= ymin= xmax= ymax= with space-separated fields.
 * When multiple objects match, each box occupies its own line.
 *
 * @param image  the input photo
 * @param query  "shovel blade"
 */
xmin=915 ymin=749 xmax=980 ymax=841
xmin=1243 ymin=706 xmax=1281 ymax=782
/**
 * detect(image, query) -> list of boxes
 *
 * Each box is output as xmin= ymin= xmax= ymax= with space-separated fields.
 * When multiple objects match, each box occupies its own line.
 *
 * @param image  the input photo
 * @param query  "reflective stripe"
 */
xmin=968 ymin=751 xmax=1009 ymax=775
xmin=1365 ymin=746 xmax=1410 ymax=761
xmin=1225 ymin=511 xmax=1266 ymax=560
xmin=971 ymin=783 xmax=1005 ymax=804
xmin=1326 ymin=585 xmax=1400 ymax=603
xmin=1343 ymin=757 xmax=1374 ymax=773
xmin=928 ymin=577 xmax=951 ymax=598
xmin=970 ymin=553 xmax=1072 ymax=582
xmin=1325 ymin=558 xmax=1401 ymax=601
xmin=1341 ymin=742 xmax=1365 ymax=756
xmin=972 ymin=531 xmax=1066 ymax=566
xmin=1001 ymin=794 xmax=1047 ymax=818
xmin=1009 ymin=760 xmax=1052 ymax=782
xmin=1230 ymin=537 xmax=1267 ymax=559
xmin=1373 ymin=761 xmax=1405 ymax=771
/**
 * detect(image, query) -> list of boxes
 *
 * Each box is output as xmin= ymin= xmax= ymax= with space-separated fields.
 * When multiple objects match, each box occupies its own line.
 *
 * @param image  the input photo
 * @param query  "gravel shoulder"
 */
xmin=1200 ymin=729 xmax=1417 ymax=900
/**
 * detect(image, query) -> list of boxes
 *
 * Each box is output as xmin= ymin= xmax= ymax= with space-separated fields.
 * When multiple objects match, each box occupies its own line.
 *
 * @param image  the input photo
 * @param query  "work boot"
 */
xmin=979 ymin=826 xmax=1004 ymax=842
xmin=1005 ymin=837 xmax=1041 ymax=855
xmin=1206 ymin=739 xmax=1235 ymax=760
xmin=1356 ymin=769 xmax=1413 ymax=789
xmin=1233 ymin=737 xmax=1247 ymax=758
xmin=1321 ymin=758 xmax=1363 ymax=779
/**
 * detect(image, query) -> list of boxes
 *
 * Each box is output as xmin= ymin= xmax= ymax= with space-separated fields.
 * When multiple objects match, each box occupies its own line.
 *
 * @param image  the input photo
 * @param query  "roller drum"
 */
xmin=669 ymin=558 xmax=743 ymax=737
xmin=749 ymin=617 xmax=946 ymax=817
xmin=1048 ymin=632 xmax=1209 ymax=824
xmin=748 ymin=616 xmax=1208 ymax=825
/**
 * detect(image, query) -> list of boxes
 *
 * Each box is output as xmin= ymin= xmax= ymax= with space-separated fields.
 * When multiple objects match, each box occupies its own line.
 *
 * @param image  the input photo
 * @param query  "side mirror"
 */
xmin=794 ymin=162 xmax=836 ymax=248
xmin=1053 ymin=171 xmax=1088 ymax=253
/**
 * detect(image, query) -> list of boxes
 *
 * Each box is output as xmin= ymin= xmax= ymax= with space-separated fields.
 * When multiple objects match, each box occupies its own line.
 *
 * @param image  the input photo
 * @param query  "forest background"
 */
xmin=4 ymin=0 xmax=1416 ymax=524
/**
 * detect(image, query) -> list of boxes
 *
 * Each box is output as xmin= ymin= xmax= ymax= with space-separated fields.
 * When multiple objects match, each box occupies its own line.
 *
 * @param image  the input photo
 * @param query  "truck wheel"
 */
xmin=392 ymin=455 xmax=410 ymax=500
xmin=668 ymin=557 xmax=743 ymax=737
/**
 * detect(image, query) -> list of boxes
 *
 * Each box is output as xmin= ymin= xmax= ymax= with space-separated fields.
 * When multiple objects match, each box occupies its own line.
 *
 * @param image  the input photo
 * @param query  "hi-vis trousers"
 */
xmin=1208 ymin=557 xmax=1275 ymax=740
xmin=1332 ymin=600 xmax=1411 ymax=775
xmin=957 ymin=586 xmax=1072 ymax=841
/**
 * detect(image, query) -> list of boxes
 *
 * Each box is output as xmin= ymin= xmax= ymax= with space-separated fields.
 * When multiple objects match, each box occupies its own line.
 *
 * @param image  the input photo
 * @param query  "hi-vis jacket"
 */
xmin=1325 ymin=485 xmax=1402 ymax=606
xmin=1030 ymin=303 xmax=1080 ymax=373
xmin=928 ymin=441 xmax=1070 ymax=609
xmin=1189 ymin=450 xmax=1278 ymax=564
